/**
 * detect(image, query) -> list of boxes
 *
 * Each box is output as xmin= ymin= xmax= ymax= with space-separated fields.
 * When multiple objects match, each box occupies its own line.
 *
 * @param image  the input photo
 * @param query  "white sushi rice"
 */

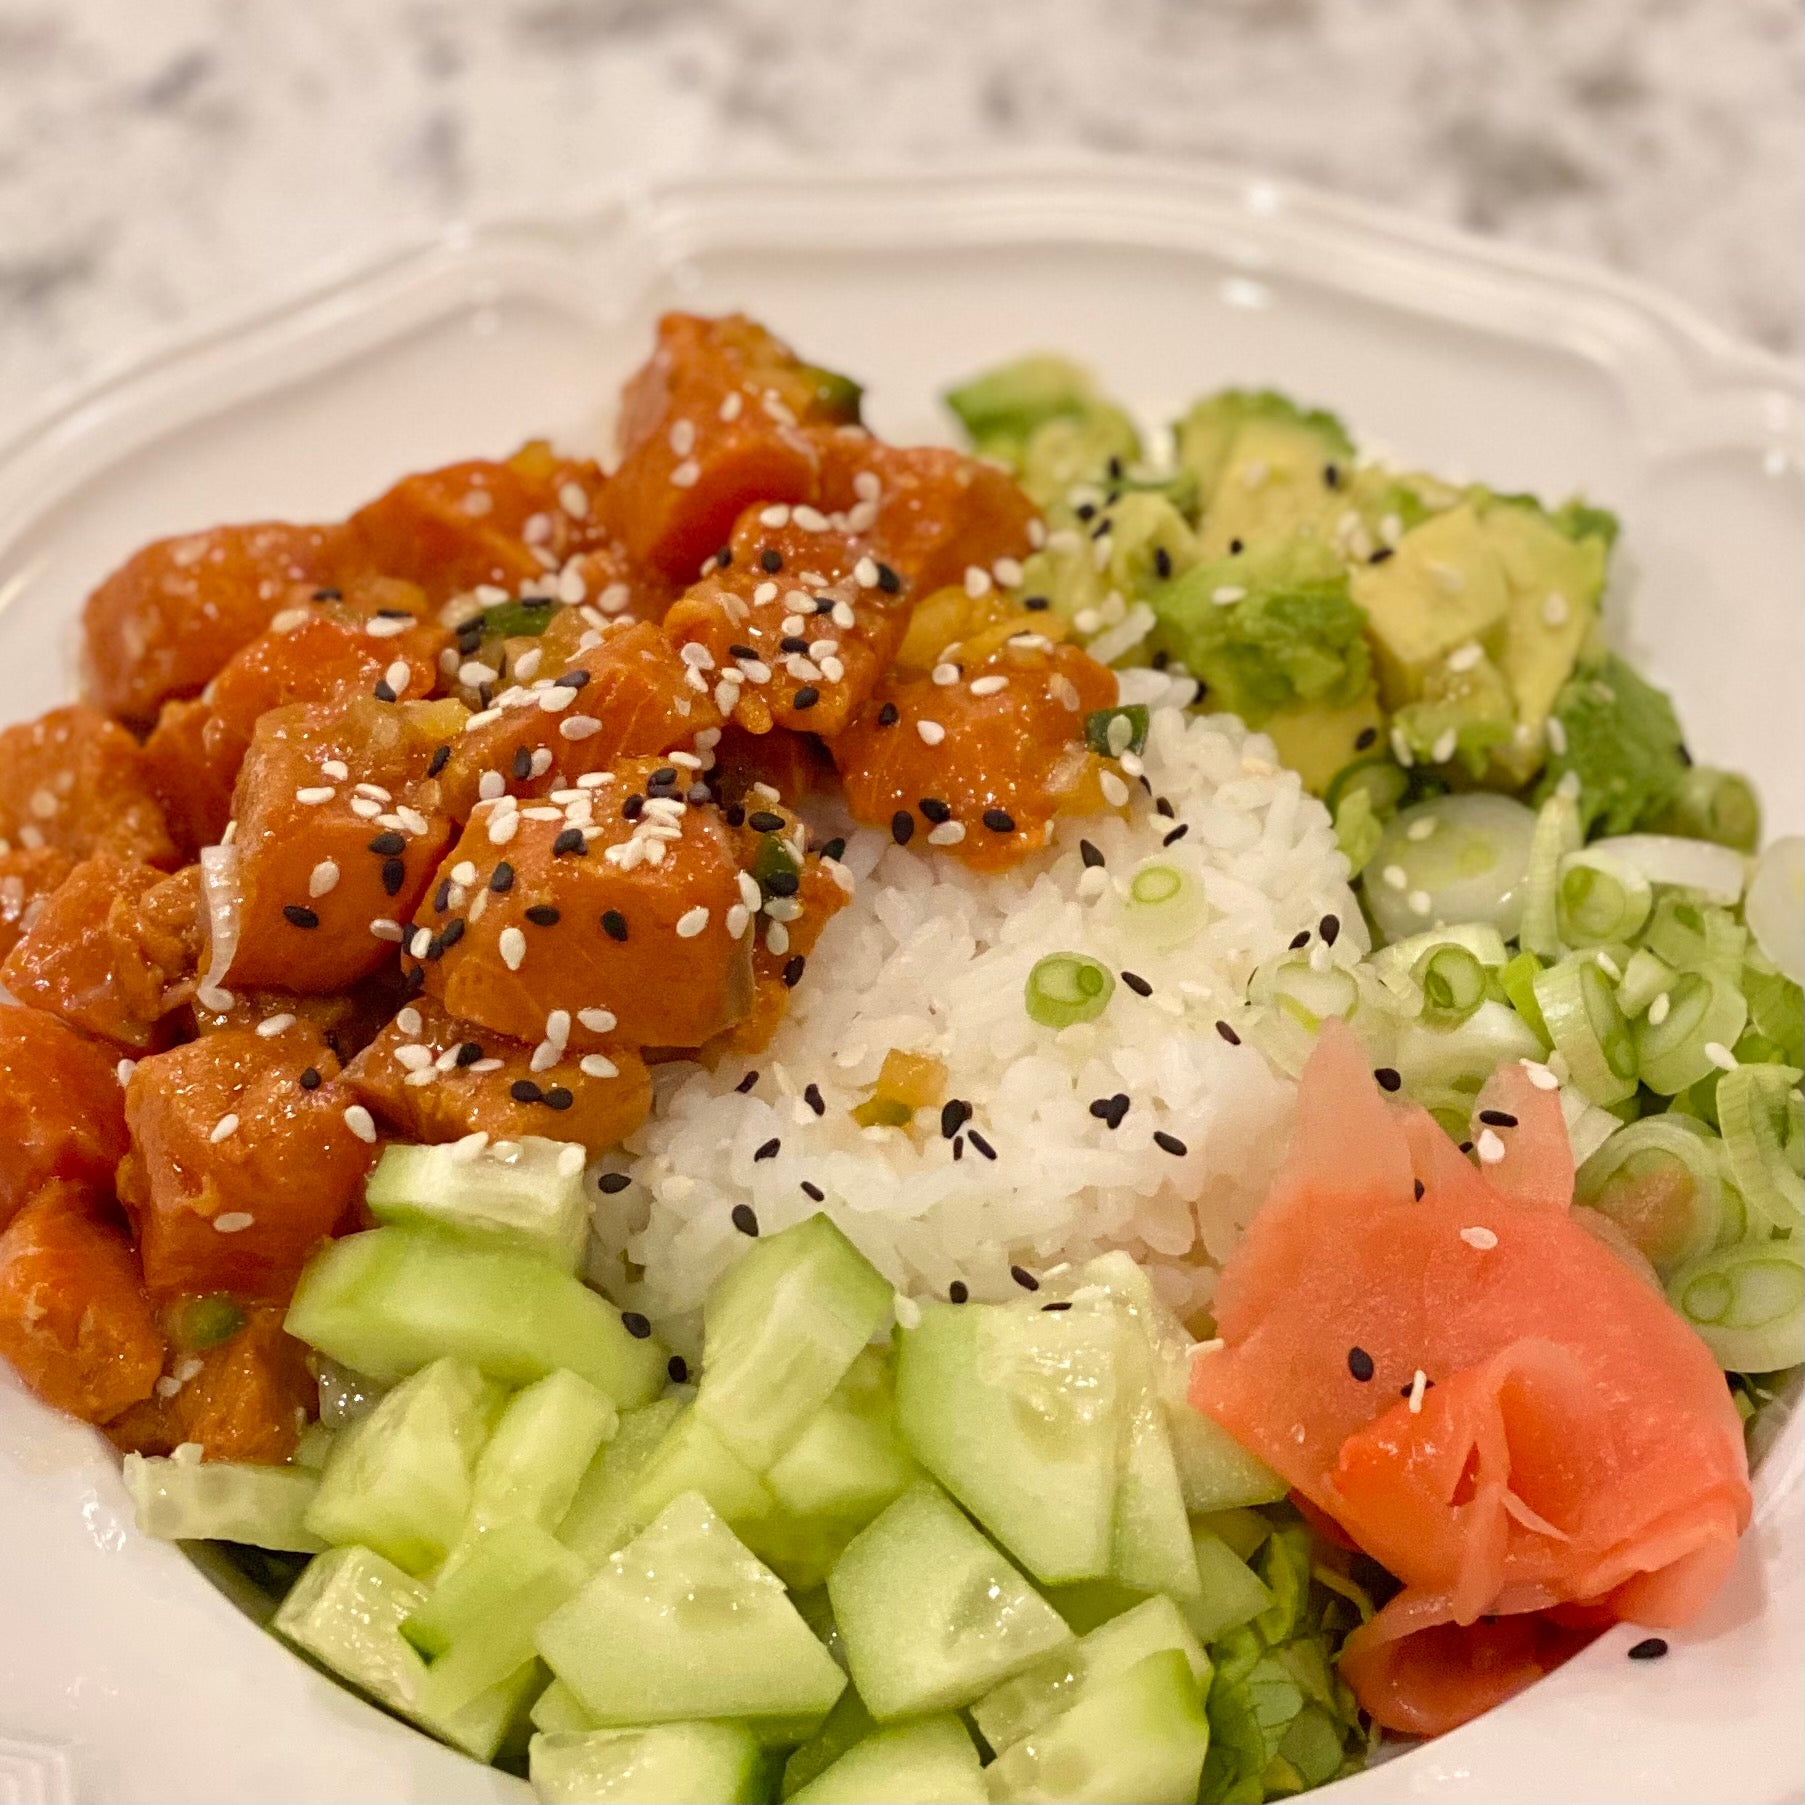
xmin=595 ymin=676 xmax=1363 ymax=1331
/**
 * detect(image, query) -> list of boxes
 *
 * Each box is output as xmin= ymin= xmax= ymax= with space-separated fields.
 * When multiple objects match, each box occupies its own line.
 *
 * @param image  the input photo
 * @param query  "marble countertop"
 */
xmin=1 ymin=0 xmax=1799 ymax=424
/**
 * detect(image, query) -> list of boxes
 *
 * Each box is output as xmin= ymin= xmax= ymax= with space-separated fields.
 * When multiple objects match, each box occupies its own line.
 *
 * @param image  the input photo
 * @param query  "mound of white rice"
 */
xmin=596 ymin=676 xmax=1363 ymax=1333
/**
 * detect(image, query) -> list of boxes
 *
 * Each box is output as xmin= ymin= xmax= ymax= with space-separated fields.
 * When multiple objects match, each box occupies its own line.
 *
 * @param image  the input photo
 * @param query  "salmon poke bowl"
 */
xmin=0 ymin=302 xmax=1798 ymax=1805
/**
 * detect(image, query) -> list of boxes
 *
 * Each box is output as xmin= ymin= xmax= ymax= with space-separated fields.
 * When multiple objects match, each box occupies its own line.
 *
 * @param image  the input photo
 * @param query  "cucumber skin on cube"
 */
xmin=529 ymin=1723 xmax=767 ymax=1805
xmin=972 ymin=1594 xmax=1207 ymax=1755
xmin=536 ymin=1492 xmax=847 ymax=1727
xmin=894 ymin=1299 xmax=1124 ymax=1585
xmin=273 ymin=1544 xmax=537 ymax=1763
xmin=557 ymin=1398 xmax=686 ymax=1565
xmin=780 ymin=1688 xmax=876 ymax=1799
xmin=285 ymin=1226 xmax=666 ymax=1407
xmin=696 ymin=1214 xmax=893 ymax=1472
xmin=826 ymin=1484 xmax=1072 ymax=1722
xmin=303 ymin=1357 xmax=504 ymax=1575
xmin=786 ymin=1716 xmax=985 ymax=1805
xmin=1183 ymin=1530 xmax=1274 ymax=1644
xmin=466 ymin=1369 xmax=619 ymax=1544
xmin=123 ymin=1449 xmax=324 ymax=1553
xmin=984 ymin=1648 xmax=1211 ymax=1805
xmin=531 ymin=1678 xmax=598 ymax=1736
xmin=364 ymin=1137 xmax=591 ymax=1272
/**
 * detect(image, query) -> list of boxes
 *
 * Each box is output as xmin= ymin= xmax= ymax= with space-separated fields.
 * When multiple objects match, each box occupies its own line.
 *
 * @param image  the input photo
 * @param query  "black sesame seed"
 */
xmin=525 ymin=904 xmax=561 ymax=927
xmin=760 ymin=548 xmax=783 ymax=574
xmin=731 ymin=1203 xmax=760 ymax=1237
xmin=667 ymin=1354 xmax=689 ymax=1383
xmin=382 ymin=858 xmax=407 ymax=897
xmin=918 ymin=797 xmax=951 ymax=824
xmin=1627 ymin=1637 xmax=1669 ymax=1662
xmin=1677 ymin=743 xmax=1693 ymax=768
xmin=554 ymin=668 xmax=591 ymax=692
xmin=729 ymin=643 xmax=759 ymax=662
xmin=433 ymin=879 xmax=452 ymax=913
xmin=427 ymin=743 xmax=451 ymax=777
xmin=1079 ymin=839 xmax=1105 ymax=870
xmin=747 ymin=810 xmax=785 ymax=833
xmin=1121 ymin=971 xmax=1152 ymax=998
xmin=478 ymin=681 xmax=493 ymax=708
xmin=967 ymin=1129 xmax=997 ymax=1161
xmin=1479 ymin=1109 xmax=1519 ymax=1128
xmin=597 ymin=1171 xmax=632 ymax=1194
xmin=439 ymin=918 xmax=466 ymax=951
xmin=1347 ymin=1347 xmax=1375 ymax=1382
xmin=421 ymin=934 xmax=445 ymax=962
xmin=312 ymin=587 xmax=343 ymax=602
xmin=650 ymin=767 xmax=678 ymax=789
xmin=1229 ymin=538 xmax=1244 ymax=555
xmin=510 ymin=1079 xmax=543 ymax=1104
xmin=952 ymin=1135 xmax=965 ymax=1161
xmin=1321 ymin=915 xmax=1342 ymax=947
xmin=1155 ymin=797 xmax=1176 ymax=819
xmin=1042 ymin=1300 xmax=1073 ymax=1313
xmin=1151 ymin=649 xmax=1170 ymax=670
xmin=940 ymin=1099 xmax=972 ymax=1139
xmin=368 ymin=831 xmax=407 ymax=856
xmin=982 ymin=808 xmax=1016 ymax=834
xmin=1290 ymin=929 xmax=1312 ymax=950
xmin=803 ymin=1082 xmax=825 ymax=1117
xmin=891 ymin=810 xmax=915 ymax=845
xmin=1153 ymin=1130 xmax=1188 ymax=1156
xmin=1375 ymin=1067 xmax=1402 ymax=1093
xmin=1368 ymin=547 xmax=1395 ymax=565
xmin=793 ymin=686 xmax=820 ymax=710
xmin=512 ymin=746 xmax=533 ymax=781
xmin=780 ymin=635 xmax=810 ymax=655
xmin=820 ymin=837 xmax=846 ymax=862
xmin=724 ymin=804 xmax=746 ymax=828
xmin=1354 ymin=726 xmax=1379 ymax=751
xmin=782 ymin=955 xmax=806 ymax=987
xmin=619 ymin=1309 xmax=652 ymax=1340
xmin=716 ymin=546 xmax=733 ymax=569
xmin=373 ymin=679 xmax=398 ymax=703
xmin=949 ymin=1280 xmax=969 ymax=1304
xmin=552 ymin=827 xmax=588 ymax=857
xmin=542 ymin=1086 xmax=574 ymax=1111
xmin=1023 ymin=594 xmax=1050 ymax=612
xmin=877 ymin=702 xmax=900 ymax=728
xmin=1414 ymin=1179 xmax=1426 ymax=1200
xmin=815 ymin=596 xmax=836 ymax=615
xmin=1215 ymin=1020 xmax=1241 ymax=1046
xmin=490 ymin=862 xmax=515 ymax=894
xmin=402 ymin=964 xmax=427 ymax=996
xmin=875 ymin=562 xmax=901 ymax=594
xmin=456 ymin=1041 xmax=484 ymax=1066
xmin=754 ymin=1138 xmax=780 ymax=1162
xmin=1089 ymin=1094 xmax=1130 ymax=1130
xmin=1323 ymin=462 xmax=1341 ymax=489
xmin=688 ymin=782 xmax=713 ymax=805
xmin=602 ymin=910 xmax=628 ymax=941
xmin=376 ymin=608 xmax=411 ymax=620
xmin=1459 ymin=1141 xmax=1475 ymax=1155
xmin=283 ymin=904 xmax=320 ymax=929
xmin=1154 ymin=545 xmax=1172 ymax=580
xmin=1162 ymin=823 xmax=1189 ymax=847
xmin=299 ymin=1066 xmax=322 ymax=1091
xmin=622 ymin=794 xmax=645 ymax=821
xmin=1010 ymin=1265 xmax=1040 ymax=1292
xmin=801 ymin=1180 xmax=825 ymax=1202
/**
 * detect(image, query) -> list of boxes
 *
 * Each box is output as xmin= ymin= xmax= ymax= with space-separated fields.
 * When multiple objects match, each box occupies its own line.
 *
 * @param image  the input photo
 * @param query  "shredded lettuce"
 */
xmin=1536 ymin=652 xmax=1690 ymax=836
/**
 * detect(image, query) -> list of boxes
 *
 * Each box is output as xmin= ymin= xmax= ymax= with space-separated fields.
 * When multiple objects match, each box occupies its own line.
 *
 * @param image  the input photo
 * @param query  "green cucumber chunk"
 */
xmin=787 ymin=1715 xmax=984 ymax=1805
xmin=557 ymin=1398 xmax=686 ymax=1564
xmin=780 ymin=1689 xmax=876 ymax=1799
xmin=536 ymin=1492 xmax=846 ymax=1726
xmin=285 ymin=1225 xmax=666 ymax=1406
xmin=764 ymin=1347 xmax=919 ymax=1527
xmin=1109 ymin=1325 xmax=1199 ymax=1601
xmin=303 ymin=1357 xmax=504 ymax=1574
xmin=364 ymin=1137 xmax=591 ymax=1271
xmin=626 ymin=1404 xmax=779 ymax=1547
xmin=123 ymin=1448 xmax=324 ymax=1552
xmin=1183 ymin=1530 xmax=1276 ymax=1644
xmin=273 ymin=1544 xmax=537 ymax=1763
xmin=531 ymin=1678 xmax=598 ymax=1735
xmin=826 ymin=1484 xmax=1072 ymax=1721
xmin=528 ymin=1723 xmax=767 ymax=1805
xmin=466 ymin=1368 xmax=619 ymax=1543
xmin=983 ymin=1648 xmax=1211 ymax=1805
xmin=894 ymin=1297 xmax=1124 ymax=1584
xmin=696 ymin=1213 xmax=893 ymax=1471
xmin=972 ymin=1594 xmax=1207 ymax=1756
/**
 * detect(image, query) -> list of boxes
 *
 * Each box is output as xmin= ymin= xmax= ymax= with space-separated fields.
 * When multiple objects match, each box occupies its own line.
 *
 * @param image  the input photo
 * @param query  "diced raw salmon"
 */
xmin=0 ymin=704 xmax=179 ymax=871
xmin=0 ymin=1009 xmax=130 ymax=1232
xmin=0 ymin=847 xmax=77 ymax=964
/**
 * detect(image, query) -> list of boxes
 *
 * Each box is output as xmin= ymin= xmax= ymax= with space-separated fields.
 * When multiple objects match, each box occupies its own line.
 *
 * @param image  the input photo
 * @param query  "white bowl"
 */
xmin=0 ymin=165 xmax=1798 ymax=1804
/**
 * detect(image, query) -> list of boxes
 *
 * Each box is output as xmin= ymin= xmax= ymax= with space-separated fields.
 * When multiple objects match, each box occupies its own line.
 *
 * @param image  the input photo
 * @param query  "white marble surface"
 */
xmin=1 ymin=0 xmax=1800 ymax=425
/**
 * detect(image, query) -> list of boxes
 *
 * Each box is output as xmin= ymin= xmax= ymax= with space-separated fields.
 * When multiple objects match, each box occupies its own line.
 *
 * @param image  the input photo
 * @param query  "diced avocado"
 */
xmin=363 ymin=1137 xmax=592 ymax=1272
xmin=465 ymin=1368 xmax=618 ymax=1544
xmin=945 ymin=354 xmax=1105 ymax=455
xmin=274 ymin=1544 xmax=537 ymax=1762
xmin=123 ymin=1447 xmax=325 ymax=1553
xmin=695 ymin=1213 xmax=893 ymax=1473
xmin=537 ymin=1492 xmax=846 ymax=1727
xmin=1342 ymin=466 xmax=1462 ymax=552
xmin=1352 ymin=502 xmax=1510 ymax=705
xmin=529 ymin=1723 xmax=768 ymax=1805
xmin=1390 ymin=651 xmax=1518 ymax=776
xmin=303 ymin=1357 xmax=505 ymax=1574
xmin=1536 ymin=651 xmax=1691 ymax=834
xmin=826 ymin=1485 xmax=1073 ymax=1720
xmin=557 ymin=1397 xmax=686 ymax=1565
xmin=1263 ymin=691 xmax=1388 ymax=795
xmin=795 ymin=362 xmax=864 ymax=425
xmin=1195 ymin=415 xmax=1351 ymax=560
xmin=983 ymin=1648 xmax=1212 ymax=1805
xmin=1020 ymin=409 xmax=1144 ymax=509
xmin=786 ymin=1716 xmax=985 ymax=1805
xmin=1148 ymin=537 xmax=1372 ymax=727
xmin=1174 ymin=388 xmax=1354 ymax=521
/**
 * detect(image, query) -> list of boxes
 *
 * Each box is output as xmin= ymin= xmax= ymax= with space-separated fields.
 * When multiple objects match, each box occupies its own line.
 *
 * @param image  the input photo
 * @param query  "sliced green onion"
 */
xmin=1556 ymin=850 xmax=1652 ymax=947
xmin=751 ymin=832 xmax=802 ymax=893
xmin=1533 ymin=953 xmax=1639 ymax=1106
xmin=1083 ymin=704 xmax=1150 ymax=758
xmin=1652 ymin=767 xmax=1762 ymax=852
xmin=472 ymin=597 xmax=557 ymax=639
xmin=1498 ymin=950 xmax=1551 ymax=1046
xmin=1589 ymin=833 xmax=1746 ymax=904
xmin=1120 ymin=858 xmax=1211 ymax=949
xmin=1520 ymin=790 xmax=1582 ymax=961
xmin=1413 ymin=944 xmax=1488 ymax=1029
xmin=1666 ymin=1238 xmax=1804 ymax=1373
xmin=1025 ymin=953 xmax=1115 ymax=1028
xmin=1324 ymin=755 xmax=1410 ymax=822
xmin=1366 ymin=793 xmax=1540 ymax=945
xmin=1701 ymin=909 xmax=1749 ymax=977
xmin=1576 ymin=1118 xmax=1727 ymax=1275
xmin=1744 ymin=961 xmax=1804 ymax=1066
xmin=1744 ymin=836 xmax=1803 ymax=985
xmin=176 ymin=1294 xmax=247 ymax=1351
xmin=1372 ymin=923 xmax=1508 ymax=991
xmin=1714 ymin=1063 xmax=1804 ymax=1233
xmin=1633 ymin=970 xmax=1749 ymax=1095
xmin=1643 ymin=892 xmax=1710 ymax=969
xmin=1616 ymin=946 xmax=1677 ymax=1020
xmin=1251 ymin=957 xmax=1361 ymax=1032
xmin=1393 ymin=1000 xmax=1544 ymax=1104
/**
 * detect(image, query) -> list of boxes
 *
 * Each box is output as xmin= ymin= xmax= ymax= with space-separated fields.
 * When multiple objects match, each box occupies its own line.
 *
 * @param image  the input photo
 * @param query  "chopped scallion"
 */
xmin=1025 ymin=953 xmax=1115 ymax=1029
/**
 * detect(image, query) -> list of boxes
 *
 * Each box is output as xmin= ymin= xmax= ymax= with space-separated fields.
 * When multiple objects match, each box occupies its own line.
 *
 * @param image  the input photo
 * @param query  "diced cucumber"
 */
xmin=972 ymin=1594 xmax=1207 ymax=1755
xmin=626 ymin=1406 xmax=778 ymax=1546
xmin=123 ymin=1448 xmax=324 ymax=1552
xmin=1183 ymin=1530 xmax=1274 ymax=1644
xmin=365 ymin=1137 xmax=593 ymax=1272
xmin=293 ymin=1423 xmax=336 ymax=1471
xmin=557 ymin=1398 xmax=685 ymax=1565
xmin=826 ymin=1485 xmax=1072 ymax=1721
xmin=1041 ymin=1580 xmax=1151 ymax=1636
xmin=303 ymin=1357 xmax=504 ymax=1574
xmin=536 ymin=1493 xmax=846 ymax=1726
xmin=983 ymin=1649 xmax=1211 ymax=1805
xmin=1108 ymin=1327 xmax=1199 ymax=1602
xmin=696 ymin=1214 xmax=892 ymax=1472
xmin=780 ymin=1688 xmax=875 ymax=1798
xmin=402 ymin=1519 xmax=587 ymax=1716
xmin=1192 ymin=1507 xmax=1272 ymax=1564
xmin=529 ymin=1724 xmax=767 ymax=1805
xmin=466 ymin=1369 xmax=619 ymax=1543
xmin=787 ymin=1716 xmax=984 ymax=1805
xmin=894 ymin=1299 xmax=1124 ymax=1584
xmin=765 ymin=1348 xmax=919 ymax=1527
xmin=532 ymin=1678 xmax=598 ymax=1735
xmin=286 ymin=1226 xmax=666 ymax=1407
xmin=274 ymin=1544 xmax=538 ymax=1762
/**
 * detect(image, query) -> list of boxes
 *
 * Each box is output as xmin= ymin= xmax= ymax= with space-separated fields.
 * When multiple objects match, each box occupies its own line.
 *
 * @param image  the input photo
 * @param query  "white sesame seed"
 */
xmin=196 ymin=984 xmax=234 ymax=1013
xmin=213 ymin=1211 xmax=255 ymax=1235
xmin=853 ymin=556 xmax=879 ymax=589
xmin=406 ymin=928 xmax=431 ymax=959
xmin=209 ymin=1113 xmax=240 ymax=1144
xmin=497 ymin=926 xmax=527 ymax=972
xmin=716 ymin=390 xmax=745 ymax=422
xmin=538 ymin=686 xmax=578 ymax=714
xmin=1519 ymin=1059 xmax=1560 ymax=1091
xmin=917 ymin=720 xmax=946 ymax=746
xmin=993 ymin=556 xmax=1024 ymax=587
xmin=1100 ymin=771 xmax=1130 ymax=808
xmin=397 ymin=806 xmax=430 ymax=837
xmin=269 ymin=607 xmax=311 ymax=634
xmin=556 ymin=1145 xmax=587 ymax=1180
xmin=295 ymin=786 xmax=336 ymax=806
xmin=964 ymin=565 xmax=992 ymax=600
xmin=931 ymin=662 xmax=960 ymax=687
xmin=725 ymin=902 xmax=749 ymax=937
xmin=559 ymin=715 xmax=601 ymax=741
xmin=394 ymin=1043 xmax=433 ymax=1071
xmin=559 ymin=481 xmax=590 ymax=519
xmin=1595 ymin=951 xmax=1622 ymax=982
xmin=579 ymin=1053 xmax=618 ymax=1080
xmin=793 ymin=506 xmax=829 ymax=532
xmin=669 ymin=458 xmax=701 ymax=488
xmin=469 ymin=1058 xmax=504 ymax=1074
xmin=969 ymin=674 xmax=1009 ymax=697
xmin=1408 ymin=889 xmax=1433 ymax=916
xmin=544 ymin=1010 xmax=571 ymax=1050
xmin=736 ymin=871 xmax=762 ymax=911
xmin=1460 ymin=1226 xmax=1500 ymax=1250
xmin=1050 ymin=674 xmax=1081 ymax=711
xmin=384 ymin=659 xmax=411 ymax=695
xmin=478 ymin=770 xmax=507 ymax=802
xmin=675 ymin=905 xmax=710 ymax=939
xmin=450 ymin=1131 xmax=489 ymax=1163
xmin=348 ymin=797 xmax=381 ymax=819
xmin=927 ymin=820 xmax=966 ymax=846
xmin=668 ymin=417 xmax=696 ymax=457
xmin=1407 ymin=1369 xmax=1428 ymax=1413
xmin=513 ymin=648 xmax=544 ymax=683
xmin=759 ymin=504 xmax=790 ymax=528
xmin=1212 ymin=585 xmax=1246 ymax=606
xmin=343 ymin=1105 xmax=378 ymax=1144
xmin=487 ymin=813 xmax=519 ymax=846
xmin=1391 ymin=728 xmax=1415 ymax=768
xmin=1542 ymin=591 xmax=1570 ymax=628
xmin=115 ymin=1057 xmax=137 ymax=1086
xmin=765 ymin=919 xmax=790 ymax=955
xmin=1546 ymin=717 xmax=1569 ymax=756
xmin=1705 ymin=1041 xmax=1739 ymax=1072
xmin=463 ymin=708 xmax=501 ymax=732
xmin=370 ymin=919 xmax=404 ymax=942
xmin=1073 ymin=609 xmax=1101 ymax=635
xmin=1406 ymin=817 xmax=1437 ymax=842
xmin=1431 ymin=730 xmax=1459 ymax=765
xmin=256 ymin=1013 xmax=296 ymax=1039
xmin=1447 ymin=641 xmax=1484 ymax=673
xmin=1475 ymin=1129 xmax=1507 ymax=1165
xmin=1382 ymin=864 xmax=1408 ymax=890
xmin=853 ymin=470 xmax=882 ymax=503
xmin=365 ymin=615 xmax=410 ymax=639
xmin=529 ymin=1040 xmax=561 ymax=1073
xmin=1646 ymin=991 xmax=1672 ymax=1027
